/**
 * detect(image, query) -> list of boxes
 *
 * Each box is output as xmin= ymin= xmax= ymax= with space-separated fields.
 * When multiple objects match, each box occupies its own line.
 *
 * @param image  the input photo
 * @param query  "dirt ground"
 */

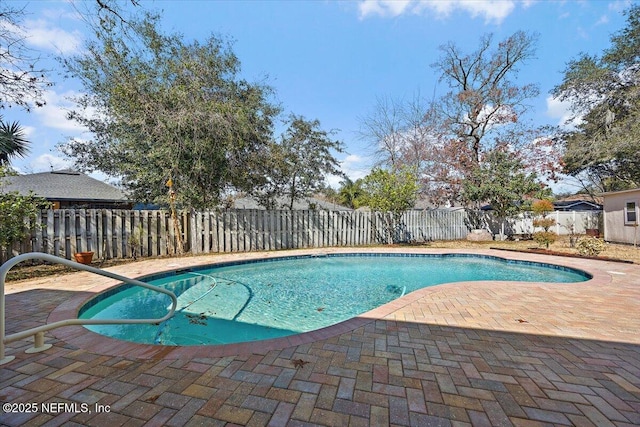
xmin=3 ymin=236 xmax=638 ymax=283
xmin=429 ymin=236 xmax=640 ymax=263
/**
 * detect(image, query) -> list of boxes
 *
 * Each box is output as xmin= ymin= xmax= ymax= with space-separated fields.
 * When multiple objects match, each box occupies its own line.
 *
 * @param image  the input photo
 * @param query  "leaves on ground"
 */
xmin=291 ymin=359 xmax=309 ymax=369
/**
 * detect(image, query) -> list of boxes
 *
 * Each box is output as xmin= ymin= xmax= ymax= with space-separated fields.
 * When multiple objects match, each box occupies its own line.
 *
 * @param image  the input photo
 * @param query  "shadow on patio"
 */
xmin=2 ymin=285 xmax=639 ymax=426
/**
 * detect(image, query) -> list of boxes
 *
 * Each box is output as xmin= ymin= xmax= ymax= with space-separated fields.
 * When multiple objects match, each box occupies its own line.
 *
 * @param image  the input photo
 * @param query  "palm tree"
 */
xmin=0 ymin=116 xmax=30 ymax=166
xmin=338 ymin=177 xmax=364 ymax=209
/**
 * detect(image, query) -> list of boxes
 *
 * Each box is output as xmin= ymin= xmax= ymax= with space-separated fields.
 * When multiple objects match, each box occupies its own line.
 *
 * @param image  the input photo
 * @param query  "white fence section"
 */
xmin=490 ymin=210 xmax=601 ymax=237
xmin=1 ymin=208 xmax=601 ymax=262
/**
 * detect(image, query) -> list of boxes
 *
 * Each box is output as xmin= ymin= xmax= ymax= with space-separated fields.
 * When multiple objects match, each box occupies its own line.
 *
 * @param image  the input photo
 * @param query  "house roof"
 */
xmin=1 ymin=170 xmax=129 ymax=202
xmin=601 ymin=187 xmax=640 ymax=197
xmin=553 ymin=200 xmax=602 ymax=210
xmin=231 ymin=195 xmax=352 ymax=211
xmin=556 ymin=193 xmax=604 ymax=205
xmin=480 ymin=199 xmax=602 ymax=211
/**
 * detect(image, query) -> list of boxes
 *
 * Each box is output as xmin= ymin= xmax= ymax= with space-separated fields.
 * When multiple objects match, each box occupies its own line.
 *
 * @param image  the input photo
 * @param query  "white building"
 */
xmin=602 ymin=188 xmax=640 ymax=245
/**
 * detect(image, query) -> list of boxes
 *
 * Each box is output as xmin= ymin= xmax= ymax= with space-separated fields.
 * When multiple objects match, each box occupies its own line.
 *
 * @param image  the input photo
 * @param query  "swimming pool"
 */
xmin=79 ymin=253 xmax=590 ymax=346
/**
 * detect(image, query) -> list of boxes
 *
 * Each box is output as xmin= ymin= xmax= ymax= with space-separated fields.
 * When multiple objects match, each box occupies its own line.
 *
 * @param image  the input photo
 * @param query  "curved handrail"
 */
xmin=1 ymin=252 xmax=177 ymax=365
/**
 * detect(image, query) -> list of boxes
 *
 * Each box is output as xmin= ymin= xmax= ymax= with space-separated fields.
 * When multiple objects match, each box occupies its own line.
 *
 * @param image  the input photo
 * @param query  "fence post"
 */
xmin=46 ymin=210 xmax=54 ymax=255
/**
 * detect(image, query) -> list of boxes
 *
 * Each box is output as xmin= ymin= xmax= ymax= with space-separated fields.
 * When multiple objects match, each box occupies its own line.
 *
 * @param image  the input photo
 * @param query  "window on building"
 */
xmin=625 ymin=201 xmax=638 ymax=225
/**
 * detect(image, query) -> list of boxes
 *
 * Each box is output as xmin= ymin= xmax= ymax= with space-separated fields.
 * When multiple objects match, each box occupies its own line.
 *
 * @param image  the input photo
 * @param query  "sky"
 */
xmin=1 ymin=0 xmax=634 ymax=193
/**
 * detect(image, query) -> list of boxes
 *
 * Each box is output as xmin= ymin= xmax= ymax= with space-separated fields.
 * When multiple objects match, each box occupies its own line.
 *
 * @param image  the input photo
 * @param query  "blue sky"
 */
xmin=2 ymin=0 xmax=633 ymax=192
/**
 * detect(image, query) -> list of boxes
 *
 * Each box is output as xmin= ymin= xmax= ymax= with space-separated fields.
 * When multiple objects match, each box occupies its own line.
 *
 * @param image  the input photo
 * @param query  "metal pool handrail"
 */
xmin=0 ymin=252 xmax=177 ymax=365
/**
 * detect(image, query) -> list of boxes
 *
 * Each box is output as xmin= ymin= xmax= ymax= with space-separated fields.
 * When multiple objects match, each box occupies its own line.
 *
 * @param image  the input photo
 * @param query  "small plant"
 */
xmin=576 ymin=237 xmax=606 ymax=257
xmin=531 ymin=199 xmax=557 ymax=249
xmin=533 ymin=231 xmax=557 ymax=249
xmin=531 ymin=199 xmax=554 ymax=217
xmin=533 ymin=217 xmax=556 ymax=232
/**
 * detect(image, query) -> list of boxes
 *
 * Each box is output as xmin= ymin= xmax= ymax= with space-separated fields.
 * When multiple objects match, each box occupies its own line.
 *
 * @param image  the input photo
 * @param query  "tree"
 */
xmin=359 ymin=93 xmax=447 ymax=202
xmin=250 ymin=115 xmax=344 ymax=210
xmin=552 ymin=5 xmax=640 ymax=192
xmin=359 ymin=32 xmax=559 ymax=208
xmin=0 ymin=3 xmax=51 ymax=111
xmin=430 ymin=31 xmax=559 ymax=206
xmin=433 ymin=32 xmax=539 ymax=163
xmin=462 ymin=149 xmax=548 ymax=237
xmin=1 ymin=3 xmax=52 ymax=167
xmin=0 ymin=167 xmax=49 ymax=260
xmin=531 ymin=199 xmax=557 ymax=249
xmin=60 ymin=11 xmax=279 ymax=210
xmin=0 ymin=116 xmax=29 ymax=165
xmin=359 ymin=167 xmax=419 ymax=244
xmin=337 ymin=177 xmax=365 ymax=209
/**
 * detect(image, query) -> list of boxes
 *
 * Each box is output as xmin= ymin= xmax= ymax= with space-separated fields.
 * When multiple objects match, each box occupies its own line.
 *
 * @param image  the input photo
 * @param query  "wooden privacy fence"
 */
xmin=3 ymin=208 xmax=469 ymax=261
xmin=2 ymin=208 xmax=600 ymax=262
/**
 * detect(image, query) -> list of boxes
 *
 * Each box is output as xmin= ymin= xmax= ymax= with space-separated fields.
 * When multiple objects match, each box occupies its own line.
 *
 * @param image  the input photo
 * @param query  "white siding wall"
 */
xmin=603 ymin=189 xmax=640 ymax=245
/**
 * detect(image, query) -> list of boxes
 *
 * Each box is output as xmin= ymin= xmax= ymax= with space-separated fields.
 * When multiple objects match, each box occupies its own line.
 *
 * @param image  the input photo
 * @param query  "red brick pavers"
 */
xmin=2 ymin=248 xmax=639 ymax=426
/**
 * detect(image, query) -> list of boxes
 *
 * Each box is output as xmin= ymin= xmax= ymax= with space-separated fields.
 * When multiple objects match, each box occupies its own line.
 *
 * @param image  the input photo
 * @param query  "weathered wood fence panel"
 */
xmin=1 ymin=208 xmax=599 ymax=262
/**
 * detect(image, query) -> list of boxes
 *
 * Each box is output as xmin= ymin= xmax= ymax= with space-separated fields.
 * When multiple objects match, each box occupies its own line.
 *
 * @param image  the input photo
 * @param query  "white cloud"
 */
xmin=461 ymin=0 xmax=516 ymax=23
xmin=609 ymin=0 xmax=632 ymax=13
xmin=575 ymin=26 xmax=589 ymax=40
xmin=21 ymin=125 xmax=37 ymax=139
xmin=33 ymin=90 xmax=89 ymax=133
xmin=546 ymin=95 xmax=582 ymax=129
xmin=0 ymin=15 xmax=83 ymax=55
xmin=29 ymin=154 xmax=72 ymax=172
xmin=595 ymin=14 xmax=609 ymax=26
xmin=23 ymin=18 xmax=83 ymax=54
xmin=41 ymin=4 xmax=85 ymax=22
xmin=358 ymin=0 xmax=412 ymax=17
xmin=325 ymin=154 xmax=372 ymax=188
xmin=358 ymin=0 xmax=519 ymax=24
xmin=342 ymin=153 xmax=365 ymax=169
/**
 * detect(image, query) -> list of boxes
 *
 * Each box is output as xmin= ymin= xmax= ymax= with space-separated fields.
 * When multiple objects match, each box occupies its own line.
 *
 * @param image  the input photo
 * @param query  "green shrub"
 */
xmin=533 ymin=231 xmax=557 ymax=249
xmin=576 ymin=237 xmax=606 ymax=257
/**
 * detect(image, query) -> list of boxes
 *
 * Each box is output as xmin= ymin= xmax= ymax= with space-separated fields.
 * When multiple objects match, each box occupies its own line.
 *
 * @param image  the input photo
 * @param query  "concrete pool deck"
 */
xmin=1 ymin=247 xmax=639 ymax=426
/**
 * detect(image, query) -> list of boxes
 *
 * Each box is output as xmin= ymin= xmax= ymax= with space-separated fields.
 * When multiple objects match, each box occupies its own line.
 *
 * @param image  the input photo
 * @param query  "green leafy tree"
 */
xmin=359 ymin=167 xmax=419 ymax=244
xmin=462 ymin=149 xmax=548 ymax=236
xmin=552 ymin=5 xmax=640 ymax=192
xmin=0 ymin=116 xmax=30 ymax=166
xmin=0 ymin=167 xmax=49 ymax=259
xmin=337 ymin=177 xmax=365 ymax=209
xmin=60 ymin=11 xmax=279 ymax=209
xmin=250 ymin=115 xmax=344 ymax=210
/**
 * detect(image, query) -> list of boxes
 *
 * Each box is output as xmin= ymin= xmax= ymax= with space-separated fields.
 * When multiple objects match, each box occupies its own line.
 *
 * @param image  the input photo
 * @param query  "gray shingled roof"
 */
xmin=231 ymin=196 xmax=352 ymax=211
xmin=1 ymin=170 xmax=129 ymax=202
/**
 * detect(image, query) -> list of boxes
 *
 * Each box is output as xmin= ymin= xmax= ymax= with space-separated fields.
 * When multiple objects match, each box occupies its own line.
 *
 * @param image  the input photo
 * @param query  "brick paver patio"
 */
xmin=1 ymin=248 xmax=639 ymax=426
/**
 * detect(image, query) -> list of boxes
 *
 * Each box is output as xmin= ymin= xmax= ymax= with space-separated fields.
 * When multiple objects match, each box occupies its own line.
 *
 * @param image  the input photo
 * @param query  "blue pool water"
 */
xmin=79 ymin=254 xmax=590 ymax=346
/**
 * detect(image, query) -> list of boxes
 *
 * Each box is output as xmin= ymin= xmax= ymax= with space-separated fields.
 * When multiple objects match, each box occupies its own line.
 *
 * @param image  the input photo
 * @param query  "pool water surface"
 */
xmin=79 ymin=254 xmax=590 ymax=346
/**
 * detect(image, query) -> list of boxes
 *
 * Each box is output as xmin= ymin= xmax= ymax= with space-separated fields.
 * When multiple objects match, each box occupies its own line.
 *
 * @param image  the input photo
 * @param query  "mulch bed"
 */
xmin=490 ymin=247 xmax=634 ymax=264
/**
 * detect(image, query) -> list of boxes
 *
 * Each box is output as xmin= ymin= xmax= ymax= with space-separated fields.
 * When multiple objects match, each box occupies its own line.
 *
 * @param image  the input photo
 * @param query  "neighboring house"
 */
xmin=602 ymin=188 xmax=640 ymax=245
xmin=553 ymin=200 xmax=602 ymax=211
xmin=1 ymin=170 xmax=132 ymax=209
xmin=230 ymin=195 xmax=352 ymax=211
xmin=480 ymin=196 xmax=603 ymax=212
xmin=413 ymin=197 xmax=465 ymax=211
